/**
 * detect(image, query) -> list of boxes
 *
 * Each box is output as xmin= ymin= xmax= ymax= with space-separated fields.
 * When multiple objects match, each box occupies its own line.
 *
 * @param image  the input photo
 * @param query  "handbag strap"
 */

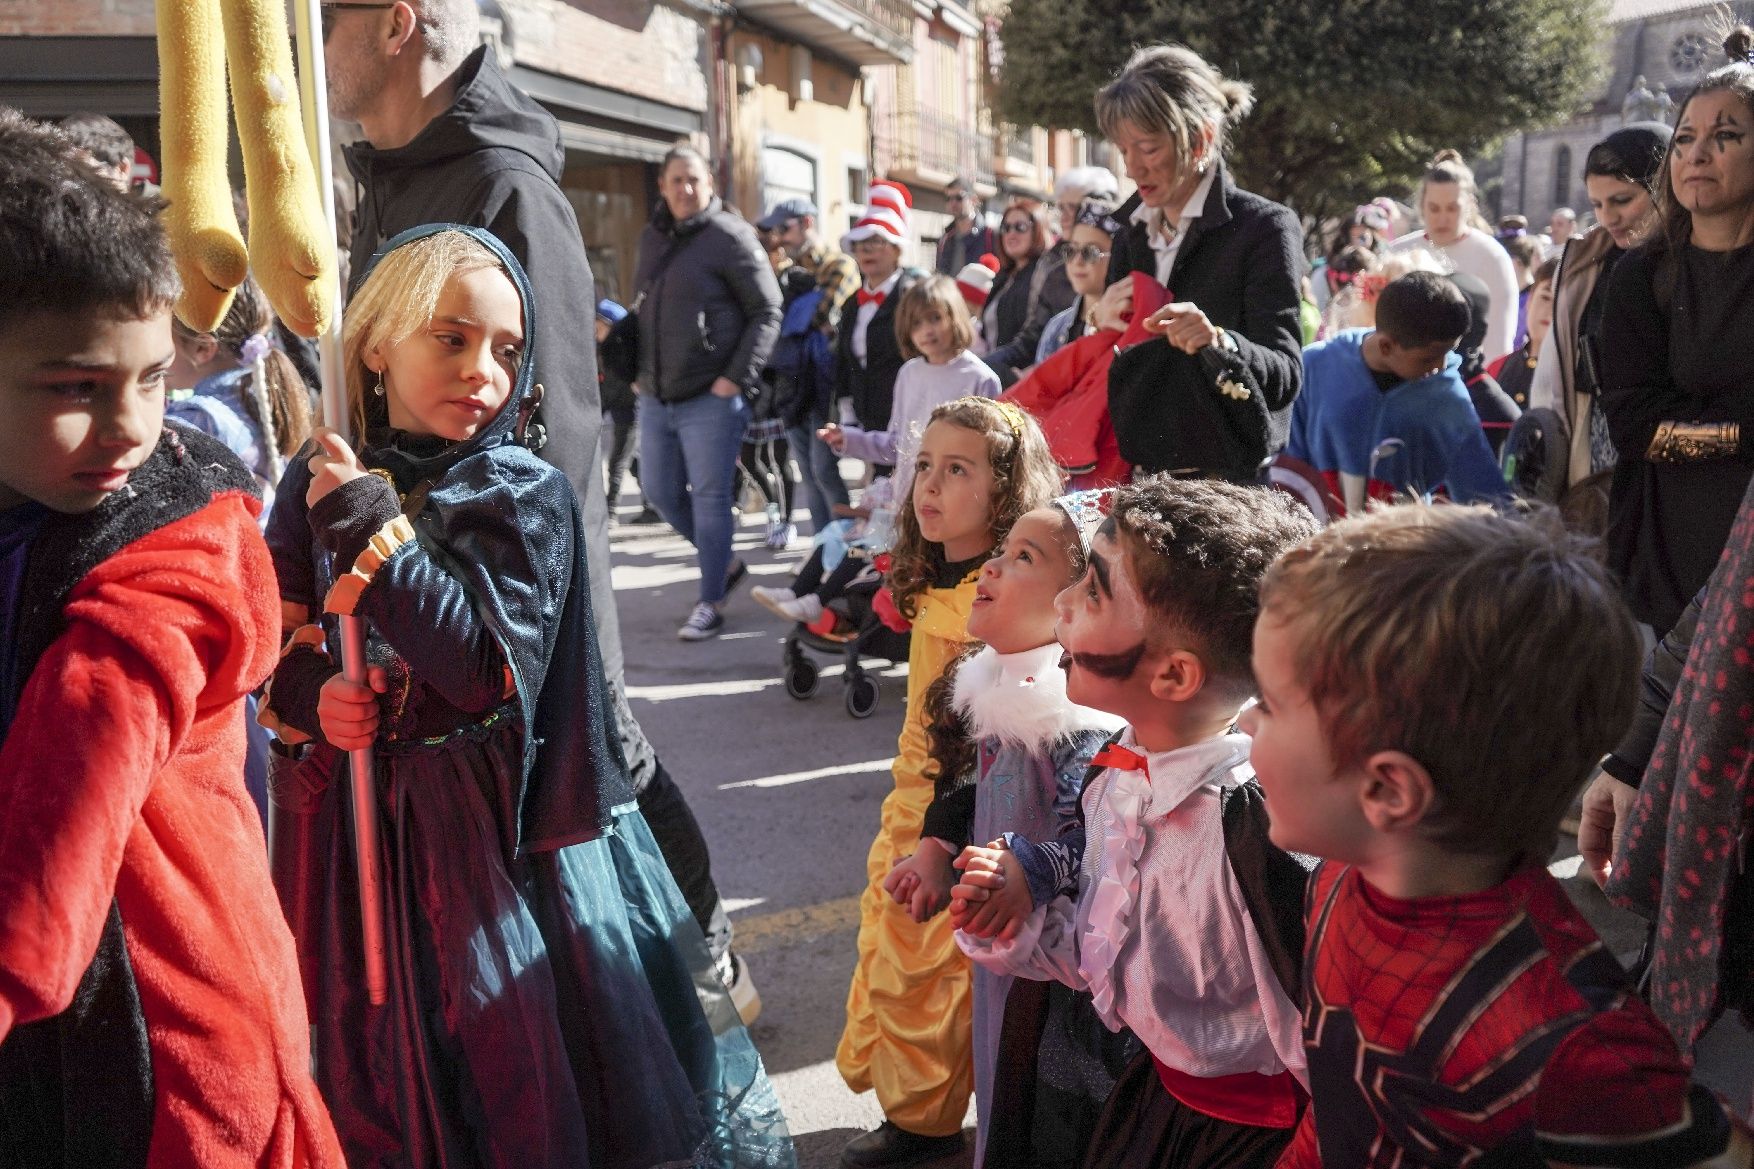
xmin=631 ymin=232 xmax=689 ymax=314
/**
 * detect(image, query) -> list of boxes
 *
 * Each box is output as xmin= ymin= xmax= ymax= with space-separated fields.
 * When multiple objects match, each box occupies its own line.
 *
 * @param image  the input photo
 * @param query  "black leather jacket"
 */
xmin=1603 ymin=588 xmax=1702 ymax=786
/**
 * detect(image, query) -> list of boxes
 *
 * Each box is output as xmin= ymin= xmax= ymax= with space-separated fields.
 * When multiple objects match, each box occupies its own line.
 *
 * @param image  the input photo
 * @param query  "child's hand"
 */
xmin=951 ymin=842 xmax=1032 ymax=941
xmin=317 ymin=666 xmax=388 ymax=751
xmin=306 ymin=427 xmax=369 ymax=506
xmin=882 ymin=855 xmax=920 ymax=907
xmin=817 ymin=423 xmax=847 ymax=454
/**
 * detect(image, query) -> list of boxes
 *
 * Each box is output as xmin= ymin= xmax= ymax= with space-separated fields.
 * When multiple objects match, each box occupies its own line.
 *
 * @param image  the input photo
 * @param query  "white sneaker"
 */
xmin=678 ymin=603 xmax=725 ymax=641
xmin=750 ymin=586 xmax=798 ymax=618
xmin=717 ymin=950 xmax=762 ymax=1026
xmin=776 ymin=594 xmax=824 ymax=624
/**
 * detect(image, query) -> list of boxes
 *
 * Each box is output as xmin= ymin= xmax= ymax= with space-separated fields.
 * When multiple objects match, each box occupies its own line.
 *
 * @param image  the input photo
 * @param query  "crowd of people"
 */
xmin=4 ymin=1 xmax=1754 ymax=1167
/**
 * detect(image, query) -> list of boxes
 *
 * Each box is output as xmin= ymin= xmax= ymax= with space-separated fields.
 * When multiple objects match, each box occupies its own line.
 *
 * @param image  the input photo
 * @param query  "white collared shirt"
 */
xmin=1130 ymin=164 xmax=1219 ymax=287
xmin=957 ymin=727 xmax=1308 ymax=1086
xmin=851 ymin=269 xmax=903 ymax=366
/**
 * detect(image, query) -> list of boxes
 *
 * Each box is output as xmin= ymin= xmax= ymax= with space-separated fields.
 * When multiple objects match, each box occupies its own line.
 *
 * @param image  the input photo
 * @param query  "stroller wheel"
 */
xmin=784 ymin=656 xmax=820 ymax=700
xmin=845 ymin=673 xmax=881 ymax=719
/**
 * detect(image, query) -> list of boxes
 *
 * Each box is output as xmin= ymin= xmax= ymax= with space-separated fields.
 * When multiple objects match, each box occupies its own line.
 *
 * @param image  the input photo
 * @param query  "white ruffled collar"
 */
xmin=951 ymin=643 xmax=1124 ymax=751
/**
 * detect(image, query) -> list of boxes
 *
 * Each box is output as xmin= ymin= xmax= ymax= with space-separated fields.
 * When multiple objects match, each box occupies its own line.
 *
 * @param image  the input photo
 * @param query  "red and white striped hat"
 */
xmin=844 ymin=179 xmax=912 ymax=249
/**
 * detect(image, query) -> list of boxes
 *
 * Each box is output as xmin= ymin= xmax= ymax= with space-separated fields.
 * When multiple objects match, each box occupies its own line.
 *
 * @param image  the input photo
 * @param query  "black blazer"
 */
xmin=1104 ymin=165 xmax=1305 ymax=471
xmin=834 ymin=268 xmax=924 ymax=433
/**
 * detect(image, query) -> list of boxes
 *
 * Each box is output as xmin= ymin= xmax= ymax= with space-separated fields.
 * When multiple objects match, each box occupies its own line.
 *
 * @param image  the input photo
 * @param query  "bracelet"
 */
xmin=1646 ymin=420 xmax=1742 ymax=463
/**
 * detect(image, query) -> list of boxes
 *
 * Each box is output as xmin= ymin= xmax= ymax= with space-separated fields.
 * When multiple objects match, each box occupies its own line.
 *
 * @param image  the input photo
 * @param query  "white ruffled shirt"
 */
xmin=957 ymin=728 xmax=1307 ymax=1087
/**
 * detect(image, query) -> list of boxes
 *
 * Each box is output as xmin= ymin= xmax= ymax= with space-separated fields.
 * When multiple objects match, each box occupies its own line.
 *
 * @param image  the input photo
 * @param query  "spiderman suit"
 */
xmin=1278 ymin=863 xmax=1732 ymax=1168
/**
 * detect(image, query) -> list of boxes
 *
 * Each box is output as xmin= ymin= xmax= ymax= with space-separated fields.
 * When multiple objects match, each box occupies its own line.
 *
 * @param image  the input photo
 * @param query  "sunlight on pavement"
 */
xmin=721 ymin=759 xmax=893 ymax=790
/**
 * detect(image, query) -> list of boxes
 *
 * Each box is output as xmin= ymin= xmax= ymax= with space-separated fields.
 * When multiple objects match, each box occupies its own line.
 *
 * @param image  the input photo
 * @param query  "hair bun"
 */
xmin=1217 ymin=78 xmax=1256 ymax=123
xmin=1431 ymin=147 xmax=1465 ymax=166
xmin=1726 ymin=24 xmax=1754 ymax=62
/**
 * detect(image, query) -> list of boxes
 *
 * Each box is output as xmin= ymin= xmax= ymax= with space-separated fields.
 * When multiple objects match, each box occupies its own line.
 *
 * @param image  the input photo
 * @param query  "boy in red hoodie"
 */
xmin=0 ymin=111 xmax=342 ymax=1169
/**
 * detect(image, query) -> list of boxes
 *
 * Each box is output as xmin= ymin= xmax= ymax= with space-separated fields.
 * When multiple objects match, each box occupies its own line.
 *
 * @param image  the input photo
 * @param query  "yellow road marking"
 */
xmin=733 ymin=894 xmax=864 ymax=954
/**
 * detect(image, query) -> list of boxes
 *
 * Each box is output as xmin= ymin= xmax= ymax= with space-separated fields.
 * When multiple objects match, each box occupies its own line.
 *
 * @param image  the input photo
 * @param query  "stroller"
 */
xmin=780 ymin=546 xmax=911 ymax=719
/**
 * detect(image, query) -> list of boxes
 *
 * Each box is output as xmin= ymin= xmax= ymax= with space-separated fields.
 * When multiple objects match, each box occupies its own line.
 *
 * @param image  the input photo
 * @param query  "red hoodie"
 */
xmin=1003 ymin=271 xmax=1171 ymax=489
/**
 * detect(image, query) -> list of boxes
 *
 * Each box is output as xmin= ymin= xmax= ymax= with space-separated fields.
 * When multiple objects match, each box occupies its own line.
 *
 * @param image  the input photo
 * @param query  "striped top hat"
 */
xmin=844 ymin=179 xmax=912 ymax=249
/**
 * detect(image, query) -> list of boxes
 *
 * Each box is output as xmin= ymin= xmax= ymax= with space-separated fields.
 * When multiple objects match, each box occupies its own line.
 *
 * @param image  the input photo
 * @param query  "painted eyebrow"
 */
xmin=39 ymin=352 xmax=177 ymax=372
xmin=1088 ymin=549 xmax=1114 ymax=599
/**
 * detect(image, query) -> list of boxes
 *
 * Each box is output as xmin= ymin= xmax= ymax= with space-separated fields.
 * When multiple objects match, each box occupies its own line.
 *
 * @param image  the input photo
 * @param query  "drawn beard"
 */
xmin=1061 ymin=641 xmax=1147 ymax=681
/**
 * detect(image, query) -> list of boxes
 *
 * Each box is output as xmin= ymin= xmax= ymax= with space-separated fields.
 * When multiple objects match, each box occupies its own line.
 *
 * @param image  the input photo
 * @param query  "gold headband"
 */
xmin=944 ymin=396 xmax=1028 ymax=442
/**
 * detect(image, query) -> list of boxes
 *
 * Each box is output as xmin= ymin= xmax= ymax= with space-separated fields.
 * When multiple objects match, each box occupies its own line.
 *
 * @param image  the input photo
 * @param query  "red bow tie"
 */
xmin=1092 ymin=743 xmax=1150 ymax=779
xmin=857 ymin=288 xmax=886 ymax=307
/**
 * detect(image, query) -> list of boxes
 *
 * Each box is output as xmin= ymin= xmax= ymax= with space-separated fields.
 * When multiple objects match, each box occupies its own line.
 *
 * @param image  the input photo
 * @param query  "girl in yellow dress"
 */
xmin=837 ymin=397 xmax=1061 ymax=1166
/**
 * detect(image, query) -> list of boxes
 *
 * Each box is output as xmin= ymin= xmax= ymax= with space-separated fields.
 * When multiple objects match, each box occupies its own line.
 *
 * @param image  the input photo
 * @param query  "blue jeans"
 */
xmin=787 ymin=410 xmax=850 ymax=535
xmin=639 ymin=390 xmax=749 ymax=604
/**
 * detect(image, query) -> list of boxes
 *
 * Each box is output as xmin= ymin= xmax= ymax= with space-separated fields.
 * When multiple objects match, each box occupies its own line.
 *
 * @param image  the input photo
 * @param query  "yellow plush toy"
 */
xmin=156 ymin=0 xmax=334 ymax=337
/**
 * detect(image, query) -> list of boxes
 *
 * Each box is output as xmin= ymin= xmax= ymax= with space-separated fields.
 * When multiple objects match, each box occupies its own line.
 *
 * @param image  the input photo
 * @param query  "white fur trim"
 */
xmin=951 ymin=643 xmax=1123 ymax=750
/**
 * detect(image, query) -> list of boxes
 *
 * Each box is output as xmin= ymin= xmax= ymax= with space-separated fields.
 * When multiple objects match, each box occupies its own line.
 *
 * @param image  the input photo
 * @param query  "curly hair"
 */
xmin=886 ymin=398 xmax=1061 ymax=619
xmin=922 ymin=642 xmax=983 ymax=788
xmin=1108 ymin=475 xmax=1317 ymax=697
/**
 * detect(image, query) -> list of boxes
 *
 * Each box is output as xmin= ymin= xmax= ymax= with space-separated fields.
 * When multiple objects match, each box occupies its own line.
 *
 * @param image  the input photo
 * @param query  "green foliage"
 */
xmin=994 ymin=0 xmax=1609 ymax=226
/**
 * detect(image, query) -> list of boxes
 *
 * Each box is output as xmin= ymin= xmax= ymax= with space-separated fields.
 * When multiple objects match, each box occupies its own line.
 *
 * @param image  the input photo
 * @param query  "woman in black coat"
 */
xmin=980 ymin=199 xmax=1074 ymax=385
xmin=1095 ymin=44 xmax=1305 ymax=479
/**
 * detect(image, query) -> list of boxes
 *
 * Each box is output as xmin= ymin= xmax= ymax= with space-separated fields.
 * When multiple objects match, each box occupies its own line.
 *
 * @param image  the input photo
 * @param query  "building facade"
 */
xmin=1497 ymin=0 xmax=1754 ymax=227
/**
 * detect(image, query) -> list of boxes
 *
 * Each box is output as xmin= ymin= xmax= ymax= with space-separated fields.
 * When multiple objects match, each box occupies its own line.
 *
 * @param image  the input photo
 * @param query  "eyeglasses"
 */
xmin=1068 ymin=244 xmax=1111 ymax=264
xmin=320 ymin=2 xmax=393 ymax=39
xmin=1001 ymin=220 xmax=1034 ymax=234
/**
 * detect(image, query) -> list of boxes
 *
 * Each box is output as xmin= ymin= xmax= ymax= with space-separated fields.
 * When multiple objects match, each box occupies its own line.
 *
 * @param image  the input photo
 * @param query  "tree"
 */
xmin=994 ymin=0 xmax=1608 ymax=232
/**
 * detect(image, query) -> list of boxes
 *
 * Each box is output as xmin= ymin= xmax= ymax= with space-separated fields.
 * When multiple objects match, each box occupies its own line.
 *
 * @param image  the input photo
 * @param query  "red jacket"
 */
xmin=0 ymin=491 xmax=343 ymax=1169
xmin=1003 ymin=271 xmax=1171 ymax=489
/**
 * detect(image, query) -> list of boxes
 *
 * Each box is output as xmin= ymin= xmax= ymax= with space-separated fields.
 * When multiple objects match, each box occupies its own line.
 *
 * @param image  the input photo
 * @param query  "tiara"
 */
xmin=1052 ymin=487 xmax=1116 ymax=552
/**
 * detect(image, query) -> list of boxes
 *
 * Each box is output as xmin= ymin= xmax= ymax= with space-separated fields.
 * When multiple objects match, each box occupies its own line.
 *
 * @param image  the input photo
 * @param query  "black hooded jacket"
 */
xmin=341 ymin=47 xmax=651 ymax=779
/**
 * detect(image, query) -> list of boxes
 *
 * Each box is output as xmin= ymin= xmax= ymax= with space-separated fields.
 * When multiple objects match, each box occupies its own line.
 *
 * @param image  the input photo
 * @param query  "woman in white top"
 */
xmin=1391 ymin=150 xmax=1520 ymax=362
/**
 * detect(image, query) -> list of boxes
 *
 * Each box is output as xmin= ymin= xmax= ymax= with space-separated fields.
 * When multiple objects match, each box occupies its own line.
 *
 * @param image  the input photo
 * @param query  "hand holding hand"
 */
xmin=818 ymin=423 xmax=847 ymax=454
xmin=951 ymin=842 xmax=1032 ymax=940
xmin=305 ymin=427 xmax=368 ymax=507
xmin=1142 ymin=302 xmax=1219 ymax=354
xmin=317 ymin=665 xmax=388 ymax=751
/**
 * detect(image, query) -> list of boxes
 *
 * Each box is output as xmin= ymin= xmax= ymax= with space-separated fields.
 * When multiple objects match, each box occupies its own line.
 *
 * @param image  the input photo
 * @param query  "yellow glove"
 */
xmin=221 ymin=0 xmax=336 ymax=337
xmin=156 ymin=0 xmax=248 ymax=331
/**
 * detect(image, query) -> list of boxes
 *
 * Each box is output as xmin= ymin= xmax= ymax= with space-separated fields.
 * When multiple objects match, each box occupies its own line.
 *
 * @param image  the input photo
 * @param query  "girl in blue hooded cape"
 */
xmin=261 ymin=224 xmax=793 ymax=1169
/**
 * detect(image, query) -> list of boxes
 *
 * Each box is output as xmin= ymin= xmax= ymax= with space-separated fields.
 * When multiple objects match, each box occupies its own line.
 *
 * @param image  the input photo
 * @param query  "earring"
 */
xmin=374 ymin=371 xmax=386 ymax=397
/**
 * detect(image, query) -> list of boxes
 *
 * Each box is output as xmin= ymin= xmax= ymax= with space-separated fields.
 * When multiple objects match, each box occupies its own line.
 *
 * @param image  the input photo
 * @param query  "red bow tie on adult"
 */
xmin=857 ymin=288 xmax=886 ymax=307
xmin=1092 ymin=743 xmax=1150 ymax=779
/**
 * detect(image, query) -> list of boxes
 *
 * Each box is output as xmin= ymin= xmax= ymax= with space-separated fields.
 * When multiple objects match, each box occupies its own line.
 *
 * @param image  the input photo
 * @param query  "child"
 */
xmin=837 ymin=397 xmax=1061 ymax=1167
xmin=1035 ymin=201 xmax=1122 ymax=364
xmin=752 ymin=276 xmax=998 ymax=626
xmin=595 ymin=297 xmax=653 ymax=523
xmin=1487 ymin=255 xmax=1557 ymax=411
xmin=1246 ymin=504 xmax=1752 ymax=1166
xmin=954 ymin=476 xmax=1318 ymax=1168
xmin=260 ymin=225 xmax=792 ymax=1168
xmin=167 ymin=272 xmax=314 ymax=515
xmin=0 ymin=111 xmax=343 ymax=1167
xmin=884 ymin=493 xmax=1124 ymax=1164
xmin=1287 ymin=271 xmax=1508 ymax=515
xmin=1448 ymin=271 xmax=1523 ymax=458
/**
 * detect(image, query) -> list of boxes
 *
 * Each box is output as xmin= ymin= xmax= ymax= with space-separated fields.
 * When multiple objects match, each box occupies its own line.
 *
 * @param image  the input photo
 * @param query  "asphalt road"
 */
xmin=604 ymin=491 xmax=1751 ymax=1166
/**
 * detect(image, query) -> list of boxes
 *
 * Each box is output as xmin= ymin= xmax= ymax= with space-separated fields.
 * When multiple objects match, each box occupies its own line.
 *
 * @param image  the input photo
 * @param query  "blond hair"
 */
xmin=1095 ymin=44 xmax=1255 ymax=178
xmin=342 ymin=230 xmax=513 ymax=439
xmin=1259 ymin=503 xmax=1640 ymax=859
xmin=894 ymin=274 xmax=974 ymax=360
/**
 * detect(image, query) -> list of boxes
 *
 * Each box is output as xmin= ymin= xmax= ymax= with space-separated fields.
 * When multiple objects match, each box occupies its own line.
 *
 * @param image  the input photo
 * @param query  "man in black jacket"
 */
xmin=325 ymin=0 xmax=756 ymax=1017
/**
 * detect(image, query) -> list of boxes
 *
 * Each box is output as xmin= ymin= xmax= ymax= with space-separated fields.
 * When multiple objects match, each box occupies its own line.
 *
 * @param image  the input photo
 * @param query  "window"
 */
xmin=1553 ymin=144 xmax=1572 ymax=208
xmin=1673 ymin=32 xmax=1712 ymax=74
xmin=762 ymin=145 xmax=817 ymax=214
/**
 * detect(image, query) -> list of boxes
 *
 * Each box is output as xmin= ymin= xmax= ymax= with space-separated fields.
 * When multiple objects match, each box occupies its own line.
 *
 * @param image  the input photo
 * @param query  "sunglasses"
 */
xmin=320 ymin=2 xmax=392 ymax=39
xmin=1068 ymin=244 xmax=1111 ymax=264
xmin=1001 ymin=220 xmax=1034 ymax=234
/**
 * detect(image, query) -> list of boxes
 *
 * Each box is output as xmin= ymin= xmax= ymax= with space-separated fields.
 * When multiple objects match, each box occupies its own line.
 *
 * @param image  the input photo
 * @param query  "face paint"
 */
xmin=1064 ymin=642 xmax=1148 ymax=680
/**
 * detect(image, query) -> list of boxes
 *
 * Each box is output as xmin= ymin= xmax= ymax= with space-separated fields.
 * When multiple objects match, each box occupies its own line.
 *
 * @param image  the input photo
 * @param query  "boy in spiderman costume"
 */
xmin=1242 ymin=503 xmax=1752 ymax=1168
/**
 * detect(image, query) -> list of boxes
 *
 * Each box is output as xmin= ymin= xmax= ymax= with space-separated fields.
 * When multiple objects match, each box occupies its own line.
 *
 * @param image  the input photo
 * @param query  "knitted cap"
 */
xmin=844 ymin=179 xmax=912 ymax=248
xmin=955 ymin=254 xmax=1000 ymax=306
